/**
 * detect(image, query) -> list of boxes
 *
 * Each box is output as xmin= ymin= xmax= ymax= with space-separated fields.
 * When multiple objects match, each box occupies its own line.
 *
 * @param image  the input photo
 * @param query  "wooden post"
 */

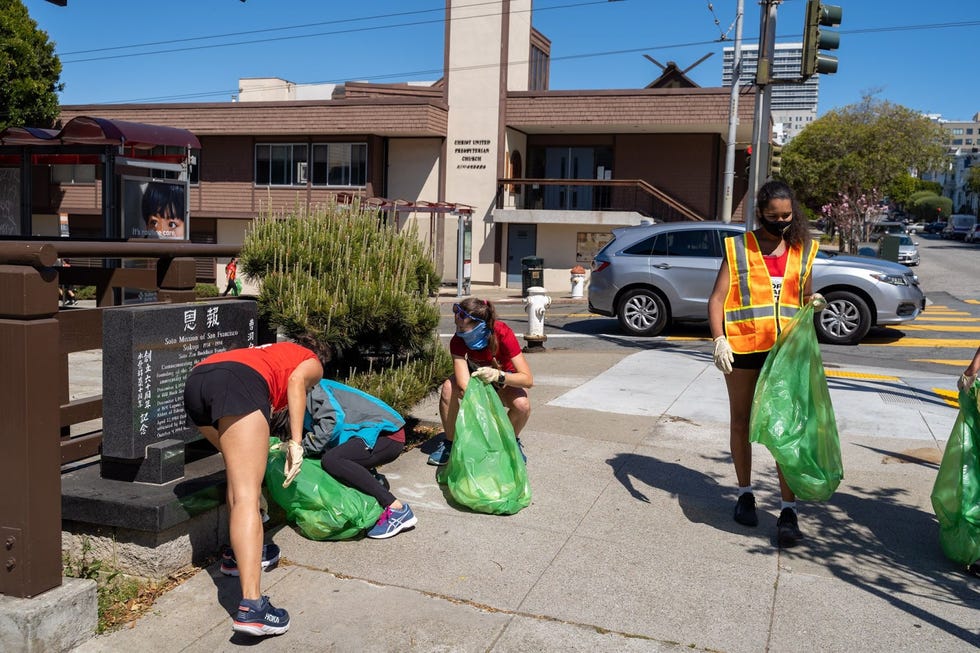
xmin=0 ymin=264 xmax=62 ymax=598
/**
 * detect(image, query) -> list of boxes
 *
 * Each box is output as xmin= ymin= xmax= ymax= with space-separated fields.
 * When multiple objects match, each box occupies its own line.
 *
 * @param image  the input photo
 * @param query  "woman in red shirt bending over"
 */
xmin=429 ymin=297 xmax=534 ymax=466
xmin=183 ymin=340 xmax=325 ymax=637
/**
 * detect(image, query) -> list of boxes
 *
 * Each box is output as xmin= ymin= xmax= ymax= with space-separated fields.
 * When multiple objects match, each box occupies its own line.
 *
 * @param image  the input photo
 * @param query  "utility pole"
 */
xmin=745 ymin=0 xmax=780 ymax=230
xmin=719 ymin=0 xmax=745 ymax=223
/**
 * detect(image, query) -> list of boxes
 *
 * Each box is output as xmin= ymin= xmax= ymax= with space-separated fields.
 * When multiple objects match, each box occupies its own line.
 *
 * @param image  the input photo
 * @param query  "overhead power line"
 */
xmin=59 ymin=0 xmax=613 ymax=64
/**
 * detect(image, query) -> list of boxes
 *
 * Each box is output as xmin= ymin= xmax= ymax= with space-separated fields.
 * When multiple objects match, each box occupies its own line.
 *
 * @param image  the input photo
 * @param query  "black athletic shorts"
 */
xmin=183 ymin=361 xmax=271 ymax=428
xmin=731 ymin=351 xmax=770 ymax=370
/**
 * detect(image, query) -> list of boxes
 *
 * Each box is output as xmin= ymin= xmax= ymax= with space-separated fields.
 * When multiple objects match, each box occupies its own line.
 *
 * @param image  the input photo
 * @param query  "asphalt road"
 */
xmin=441 ymin=233 xmax=980 ymax=378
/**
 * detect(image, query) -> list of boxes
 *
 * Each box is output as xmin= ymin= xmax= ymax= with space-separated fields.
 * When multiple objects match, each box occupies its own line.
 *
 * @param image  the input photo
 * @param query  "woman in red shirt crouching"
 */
xmin=428 ymin=297 xmax=534 ymax=466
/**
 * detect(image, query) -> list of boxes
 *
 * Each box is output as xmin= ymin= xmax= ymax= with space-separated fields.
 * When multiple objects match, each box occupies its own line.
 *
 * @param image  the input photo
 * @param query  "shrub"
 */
xmin=241 ymin=200 xmax=451 ymax=413
xmin=195 ymin=283 xmax=219 ymax=298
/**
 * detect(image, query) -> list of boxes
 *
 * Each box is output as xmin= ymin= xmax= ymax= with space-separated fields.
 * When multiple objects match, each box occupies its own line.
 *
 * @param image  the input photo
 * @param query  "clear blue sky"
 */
xmin=26 ymin=0 xmax=980 ymax=121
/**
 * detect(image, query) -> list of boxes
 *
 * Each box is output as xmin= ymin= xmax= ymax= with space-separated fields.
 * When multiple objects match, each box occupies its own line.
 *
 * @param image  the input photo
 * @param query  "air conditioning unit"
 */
xmin=296 ymin=162 xmax=308 ymax=184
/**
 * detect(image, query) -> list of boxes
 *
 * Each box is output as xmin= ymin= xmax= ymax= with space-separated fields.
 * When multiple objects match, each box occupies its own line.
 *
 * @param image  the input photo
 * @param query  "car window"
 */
xmin=666 ymin=229 xmax=717 ymax=257
xmin=622 ymin=233 xmax=663 ymax=256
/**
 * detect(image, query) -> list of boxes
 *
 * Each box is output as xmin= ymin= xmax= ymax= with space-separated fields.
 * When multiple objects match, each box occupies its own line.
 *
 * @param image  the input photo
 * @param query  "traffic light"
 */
xmin=769 ymin=145 xmax=783 ymax=177
xmin=801 ymin=0 xmax=842 ymax=78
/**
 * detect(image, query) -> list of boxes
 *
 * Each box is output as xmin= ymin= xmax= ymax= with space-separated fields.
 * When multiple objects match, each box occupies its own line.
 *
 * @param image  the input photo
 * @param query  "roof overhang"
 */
xmin=493 ymin=208 xmax=648 ymax=226
xmin=506 ymin=87 xmax=757 ymax=139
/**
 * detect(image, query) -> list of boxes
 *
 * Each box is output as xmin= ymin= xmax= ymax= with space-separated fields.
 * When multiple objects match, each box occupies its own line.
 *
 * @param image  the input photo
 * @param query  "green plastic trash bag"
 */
xmin=749 ymin=302 xmax=843 ymax=501
xmin=265 ymin=439 xmax=382 ymax=540
xmin=437 ymin=380 xmax=531 ymax=515
xmin=930 ymin=383 xmax=980 ymax=567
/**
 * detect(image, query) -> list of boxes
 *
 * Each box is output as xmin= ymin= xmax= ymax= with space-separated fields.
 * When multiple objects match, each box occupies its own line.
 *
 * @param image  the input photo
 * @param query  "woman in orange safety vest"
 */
xmin=708 ymin=180 xmax=824 ymax=548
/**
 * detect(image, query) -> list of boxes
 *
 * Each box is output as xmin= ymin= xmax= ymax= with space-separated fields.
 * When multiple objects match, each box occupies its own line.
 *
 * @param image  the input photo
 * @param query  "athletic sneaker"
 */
xmin=776 ymin=508 xmax=804 ymax=547
xmin=367 ymin=503 xmax=418 ymax=539
xmin=733 ymin=492 xmax=758 ymax=527
xmin=427 ymin=440 xmax=452 ymax=466
xmin=967 ymin=560 xmax=980 ymax=578
xmin=232 ymin=595 xmax=289 ymax=636
xmin=220 ymin=543 xmax=281 ymax=576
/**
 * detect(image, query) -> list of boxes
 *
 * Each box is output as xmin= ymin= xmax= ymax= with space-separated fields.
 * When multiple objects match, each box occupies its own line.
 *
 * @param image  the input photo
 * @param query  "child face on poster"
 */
xmin=141 ymin=182 xmax=186 ymax=239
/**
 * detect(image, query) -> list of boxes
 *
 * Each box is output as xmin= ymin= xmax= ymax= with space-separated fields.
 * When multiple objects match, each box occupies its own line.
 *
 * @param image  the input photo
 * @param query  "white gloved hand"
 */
xmin=713 ymin=336 xmax=734 ymax=375
xmin=958 ymin=372 xmax=976 ymax=393
xmin=282 ymin=440 xmax=304 ymax=488
xmin=811 ymin=292 xmax=827 ymax=312
xmin=471 ymin=366 xmax=499 ymax=384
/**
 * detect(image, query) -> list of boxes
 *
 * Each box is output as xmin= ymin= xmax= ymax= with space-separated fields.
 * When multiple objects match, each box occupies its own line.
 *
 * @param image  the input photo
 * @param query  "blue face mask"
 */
xmin=457 ymin=321 xmax=489 ymax=350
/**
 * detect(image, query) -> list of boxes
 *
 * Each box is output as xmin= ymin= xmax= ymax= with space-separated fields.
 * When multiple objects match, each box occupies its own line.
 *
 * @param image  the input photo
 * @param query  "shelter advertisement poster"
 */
xmin=121 ymin=177 xmax=189 ymax=240
xmin=576 ymin=231 xmax=613 ymax=263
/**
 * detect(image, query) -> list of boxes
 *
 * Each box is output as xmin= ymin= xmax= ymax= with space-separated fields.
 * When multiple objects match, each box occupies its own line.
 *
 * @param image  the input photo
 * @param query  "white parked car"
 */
xmin=965 ymin=224 xmax=980 ymax=243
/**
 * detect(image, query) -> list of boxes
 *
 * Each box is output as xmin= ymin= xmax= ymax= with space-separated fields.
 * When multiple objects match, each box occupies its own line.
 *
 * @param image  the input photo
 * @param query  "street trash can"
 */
xmin=879 ymin=234 xmax=901 ymax=263
xmin=521 ymin=256 xmax=544 ymax=297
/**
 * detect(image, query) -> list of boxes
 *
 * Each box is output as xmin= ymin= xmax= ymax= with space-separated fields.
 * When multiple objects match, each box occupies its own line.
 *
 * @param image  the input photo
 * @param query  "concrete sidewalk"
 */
xmin=74 ymin=338 xmax=979 ymax=652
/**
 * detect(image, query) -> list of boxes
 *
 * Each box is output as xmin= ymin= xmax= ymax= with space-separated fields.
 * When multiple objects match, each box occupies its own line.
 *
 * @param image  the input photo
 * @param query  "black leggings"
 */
xmin=320 ymin=436 xmax=402 ymax=508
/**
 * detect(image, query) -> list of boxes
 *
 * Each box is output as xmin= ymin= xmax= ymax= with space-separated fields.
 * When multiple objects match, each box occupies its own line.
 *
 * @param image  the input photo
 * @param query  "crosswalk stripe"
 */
xmin=933 ymin=387 xmax=959 ymax=408
xmin=824 ymin=370 xmax=898 ymax=380
xmin=910 ymin=359 xmax=972 ymax=367
xmin=897 ymin=324 xmax=980 ymax=333
xmin=862 ymin=337 xmax=980 ymax=347
xmin=912 ymin=316 xmax=980 ymax=322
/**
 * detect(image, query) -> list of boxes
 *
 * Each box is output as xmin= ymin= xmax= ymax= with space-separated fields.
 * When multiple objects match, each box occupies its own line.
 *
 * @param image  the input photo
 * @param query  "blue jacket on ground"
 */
xmin=301 ymin=380 xmax=405 ymax=456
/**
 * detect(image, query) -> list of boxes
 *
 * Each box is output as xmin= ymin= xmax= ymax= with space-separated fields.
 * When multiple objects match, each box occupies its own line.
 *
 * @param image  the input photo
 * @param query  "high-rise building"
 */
xmin=723 ymin=43 xmax=819 ymax=143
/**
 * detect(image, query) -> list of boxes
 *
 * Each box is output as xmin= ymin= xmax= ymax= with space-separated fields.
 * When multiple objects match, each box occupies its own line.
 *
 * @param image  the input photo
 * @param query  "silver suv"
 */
xmin=588 ymin=222 xmax=925 ymax=345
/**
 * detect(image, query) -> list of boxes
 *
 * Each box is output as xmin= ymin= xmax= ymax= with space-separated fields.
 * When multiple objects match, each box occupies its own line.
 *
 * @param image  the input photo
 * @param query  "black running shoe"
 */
xmin=369 ymin=467 xmax=390 ymax=490
xmin=733 ymin=492 xmax=758 ymax=527
xmin=967 ymin=560 xmax=980 ymax=578
xmin=776 ymin=508 xmax=803 ymax=547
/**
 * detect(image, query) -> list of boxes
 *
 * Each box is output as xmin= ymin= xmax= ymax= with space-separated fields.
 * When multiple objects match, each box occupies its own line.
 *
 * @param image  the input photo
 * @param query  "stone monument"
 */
xmin=101 ymin=300 xmax=257 ymax=483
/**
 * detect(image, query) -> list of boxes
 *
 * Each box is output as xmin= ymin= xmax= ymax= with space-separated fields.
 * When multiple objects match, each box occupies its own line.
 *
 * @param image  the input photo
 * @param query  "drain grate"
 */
xmin=877 ymin=390 xmax=926 ymax=408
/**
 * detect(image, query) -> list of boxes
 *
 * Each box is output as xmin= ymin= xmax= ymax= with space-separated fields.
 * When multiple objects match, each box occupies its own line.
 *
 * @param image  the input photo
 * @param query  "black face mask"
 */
xmin=760 ymin=218 xmax=791 ymax=238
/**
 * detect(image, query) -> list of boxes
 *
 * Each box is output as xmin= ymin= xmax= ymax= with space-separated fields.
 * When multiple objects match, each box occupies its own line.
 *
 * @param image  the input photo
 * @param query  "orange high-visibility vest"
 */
xmin=722 ymin=233 xmax=818 ymax=354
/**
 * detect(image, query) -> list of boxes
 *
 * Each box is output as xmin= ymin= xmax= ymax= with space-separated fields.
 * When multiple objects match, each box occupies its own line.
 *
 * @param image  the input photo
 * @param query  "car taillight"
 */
xmin=592 ymin=260 xmax=610 ymax=273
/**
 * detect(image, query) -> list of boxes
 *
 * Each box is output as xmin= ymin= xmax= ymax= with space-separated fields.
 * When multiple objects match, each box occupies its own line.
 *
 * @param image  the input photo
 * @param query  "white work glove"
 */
xmin=713 ymin=336 xmax=733 ymax=375
xmin=811 ymin=292 xmax=827 ymax=312
xmin=282 ymin=440 xmax=304 ymax=488
xmin=471 ymin=366 xmax=499 ymax=384
xmin=957 ymin=372 xmax=976 ymax=393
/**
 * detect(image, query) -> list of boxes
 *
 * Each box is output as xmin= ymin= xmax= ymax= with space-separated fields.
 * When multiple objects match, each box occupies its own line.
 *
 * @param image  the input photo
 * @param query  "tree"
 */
xmin=0 ymin=0 xmax=63 ymax=129
xmin=781 ymin=96 xmax=948 ymax=252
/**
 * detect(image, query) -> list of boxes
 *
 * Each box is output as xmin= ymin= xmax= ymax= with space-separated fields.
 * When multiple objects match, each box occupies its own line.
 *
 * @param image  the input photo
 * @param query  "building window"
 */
xmin=311 ymin=143 xmax=366 ymax=187
xmin=50 ymin=164 xmax=96 ymax=185
xmin=952 ymin=128 xmax=964 ymax=136
xmin=146 ymin=145 xmax=200 ymax=184
xmin=255 ymin=143 xmax=308 ymax=186
xmin=529 ymin=45 xmax=549 ymax=91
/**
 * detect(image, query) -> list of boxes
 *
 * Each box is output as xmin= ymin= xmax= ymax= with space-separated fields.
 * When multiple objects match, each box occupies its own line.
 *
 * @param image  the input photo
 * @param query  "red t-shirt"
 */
xmin=198 ymin=342 xmax=317 ymax=410
xmin=449 ymin=321 xmax=522 ymax=373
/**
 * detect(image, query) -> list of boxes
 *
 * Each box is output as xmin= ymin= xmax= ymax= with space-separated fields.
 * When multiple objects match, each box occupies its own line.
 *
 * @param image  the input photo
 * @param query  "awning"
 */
xmin=0 ymin=115 xmax=200 ymax=150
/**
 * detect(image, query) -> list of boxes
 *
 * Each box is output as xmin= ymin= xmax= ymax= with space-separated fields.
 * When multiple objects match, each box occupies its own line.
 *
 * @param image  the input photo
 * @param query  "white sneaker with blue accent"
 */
xmin=367 ymin=503 xmax=418 ymax=539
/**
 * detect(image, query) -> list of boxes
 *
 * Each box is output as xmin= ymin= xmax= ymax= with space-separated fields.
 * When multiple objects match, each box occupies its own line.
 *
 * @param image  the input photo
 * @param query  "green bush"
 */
xmin=241 ymin=200 xmax=450 ymax=413
xmin=195 ymin=283 xmax=219 ymax=298
xmin=74 ymin=285 xmax=96 ymax=300
xmin=910 ymin=194 xmax=953 ymax=222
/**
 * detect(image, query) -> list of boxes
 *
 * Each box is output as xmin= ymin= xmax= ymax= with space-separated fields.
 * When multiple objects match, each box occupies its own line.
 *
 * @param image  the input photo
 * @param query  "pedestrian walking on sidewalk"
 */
xmin=430 ymin=297 xmax=534 ymax=466
xmin=707 ymin=180 xmax=825 ymax=547
xmin=223 ymin=257 xmax=240 ymax=296
xmin=183 ymin=340 xmax=326 ymax=636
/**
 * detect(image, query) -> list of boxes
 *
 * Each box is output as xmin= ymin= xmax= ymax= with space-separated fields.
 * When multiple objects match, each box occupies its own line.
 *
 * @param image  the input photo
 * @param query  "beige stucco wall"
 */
xmin=445 ymin=0 xmax=532 ymax=286
xmin=388 ymin=138 xmax=445 ymax=275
